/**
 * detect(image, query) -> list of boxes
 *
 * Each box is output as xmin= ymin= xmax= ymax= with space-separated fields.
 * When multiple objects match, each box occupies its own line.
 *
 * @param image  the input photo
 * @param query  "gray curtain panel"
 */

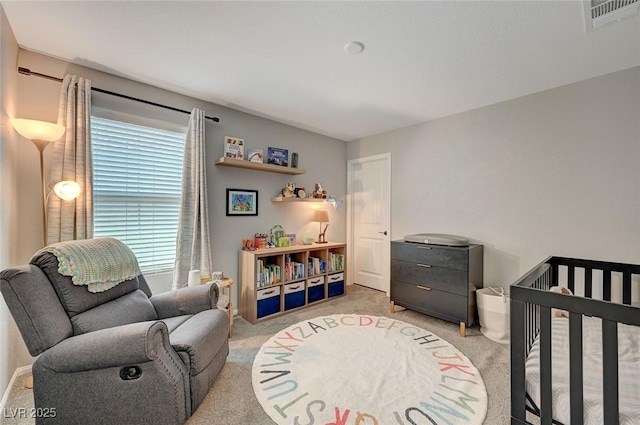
xmin=173 ymin=108 xmax=213 ymax=288
xmin=47 ymin=74 xmax=94 ymax=244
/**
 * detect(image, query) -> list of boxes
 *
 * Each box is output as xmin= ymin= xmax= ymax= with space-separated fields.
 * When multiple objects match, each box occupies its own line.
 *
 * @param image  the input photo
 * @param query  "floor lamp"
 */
xmin=12 ymin=118 xmax=66 ymax=246
xmin=11 ymin=119 xmax=78 ymax=389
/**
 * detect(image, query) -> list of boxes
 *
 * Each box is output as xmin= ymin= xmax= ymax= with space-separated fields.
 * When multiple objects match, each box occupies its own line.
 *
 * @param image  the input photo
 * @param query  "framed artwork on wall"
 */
xmin=226 ymin=189 xmax=258 ymax=216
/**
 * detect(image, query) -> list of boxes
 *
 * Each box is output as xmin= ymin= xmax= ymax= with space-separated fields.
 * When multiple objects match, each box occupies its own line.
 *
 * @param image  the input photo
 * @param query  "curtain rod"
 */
xmin=18 ymin=67 xmax=220 ymax=123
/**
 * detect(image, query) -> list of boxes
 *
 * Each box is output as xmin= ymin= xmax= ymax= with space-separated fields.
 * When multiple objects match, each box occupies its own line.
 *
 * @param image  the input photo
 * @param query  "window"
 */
xmin=91 ymin=113 xmax=185 ymax=274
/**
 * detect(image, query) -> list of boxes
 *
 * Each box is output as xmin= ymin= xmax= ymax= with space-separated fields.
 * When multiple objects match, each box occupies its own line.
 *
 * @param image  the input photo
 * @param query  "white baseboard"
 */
xmin=0 ymin=365 xmax=31 ymax=412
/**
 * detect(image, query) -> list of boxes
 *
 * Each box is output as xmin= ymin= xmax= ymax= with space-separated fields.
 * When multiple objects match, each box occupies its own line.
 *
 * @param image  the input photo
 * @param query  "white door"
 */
xmin=347 ymin=153 xmax=391 ymax=295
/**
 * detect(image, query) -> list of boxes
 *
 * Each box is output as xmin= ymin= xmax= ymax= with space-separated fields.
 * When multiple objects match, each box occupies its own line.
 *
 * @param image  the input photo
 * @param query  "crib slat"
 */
xmin=567 ymin=266 xmax=575 ymax=293
xmin=602 ymin=319 xmax=619 ymax=425
xmin=603 ymin=271 xmax=612 ymax=301
xmin=510 ymin=298 xmax=527 ymax=423
xmin=569 ymin=313 xmax=584 ymax=424
xmin=623 ymin=272 xmax=631 ymax=305
xmin=540 ymin=306 xmax=553 ymax=424
xmin=585 ymin=268 xmax=593 ymax=298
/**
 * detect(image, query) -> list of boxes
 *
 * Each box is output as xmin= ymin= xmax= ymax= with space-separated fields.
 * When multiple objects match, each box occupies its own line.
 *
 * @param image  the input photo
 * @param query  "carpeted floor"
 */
xmin=1 ymin=284 xmax=511 ymax=424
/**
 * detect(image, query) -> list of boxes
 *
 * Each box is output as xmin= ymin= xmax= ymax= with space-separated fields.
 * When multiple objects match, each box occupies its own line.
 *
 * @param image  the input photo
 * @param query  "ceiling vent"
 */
xmin=584 ymin=0 xmax=640 ymax=30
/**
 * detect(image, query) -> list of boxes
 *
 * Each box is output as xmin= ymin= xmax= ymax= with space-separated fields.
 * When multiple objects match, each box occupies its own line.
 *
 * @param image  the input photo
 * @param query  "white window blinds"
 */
xmin=91 ymin=115 xmax=185 ymax=274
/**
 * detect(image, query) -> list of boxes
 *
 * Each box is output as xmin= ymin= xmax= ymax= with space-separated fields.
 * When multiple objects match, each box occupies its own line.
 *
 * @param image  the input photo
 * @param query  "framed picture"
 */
xmin=267 ymin=147 xmax=289 ymax=167
xmin=226 ymin=189 xmax=258 ymax=216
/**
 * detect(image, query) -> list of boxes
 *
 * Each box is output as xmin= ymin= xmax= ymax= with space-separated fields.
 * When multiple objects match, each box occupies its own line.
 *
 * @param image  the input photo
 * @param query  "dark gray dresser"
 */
xmin=391 ymin=240 xmax=483 ymax=336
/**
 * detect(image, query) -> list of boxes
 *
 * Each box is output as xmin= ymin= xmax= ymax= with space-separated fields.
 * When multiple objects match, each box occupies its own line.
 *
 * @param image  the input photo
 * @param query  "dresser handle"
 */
xmin=417 ymin=246 xmax=432 ymax=250
xmin=417 ymin=263 xmax=432 ymax=268
xmin=417 ymin=285 xmax=432 ymax=291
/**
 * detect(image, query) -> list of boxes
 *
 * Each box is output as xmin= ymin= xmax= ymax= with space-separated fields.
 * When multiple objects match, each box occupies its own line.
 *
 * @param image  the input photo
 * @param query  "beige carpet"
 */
xmin=1 ymin=285 xmax=510 ymax=424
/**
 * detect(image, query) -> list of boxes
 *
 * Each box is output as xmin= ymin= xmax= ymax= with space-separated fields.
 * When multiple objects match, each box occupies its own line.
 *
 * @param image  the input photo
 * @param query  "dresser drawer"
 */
xmin=391 ymin=280 xmax=469 ymax=324
xmin=391 ymin=259 xmax=468 ymax=296
xmin=391 ymin=243 xmax=468 ymax=271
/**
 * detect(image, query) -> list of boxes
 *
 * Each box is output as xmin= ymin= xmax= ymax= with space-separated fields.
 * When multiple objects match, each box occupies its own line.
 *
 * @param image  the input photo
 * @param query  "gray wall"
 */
xmin=15 ymin=49 xmax=347 ymax=284
xmin=2 ymin=47 xmax=347 ymax=393
xmin=0 ymin=5 xmax=27 ymax=395
xmin=348 ymin=66 xmax=640 ymax=288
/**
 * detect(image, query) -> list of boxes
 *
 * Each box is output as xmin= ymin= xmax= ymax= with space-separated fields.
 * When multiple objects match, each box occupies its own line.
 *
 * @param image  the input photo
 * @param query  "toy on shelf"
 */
xmin=312 ymin=182 xmax=328 ymax=199
xmin=294 ymin=187 xmax=306 ymax=198
xmin=280 ymin=182 xmax=307 ymax=198
xmin=270 ymin=225 xmax=285 ymax=246
xmin=254 ymin=233 xmax=268 ymax=249
xmin=281 ymin=181 xmax=296 ymax=198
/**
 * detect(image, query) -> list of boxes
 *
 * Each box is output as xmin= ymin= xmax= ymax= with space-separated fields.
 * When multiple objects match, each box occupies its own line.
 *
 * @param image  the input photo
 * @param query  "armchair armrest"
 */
xmin=37 ymin=321 xmax=169 ymax=373
xmin=150 ymin=283 xmax=219 ymax=319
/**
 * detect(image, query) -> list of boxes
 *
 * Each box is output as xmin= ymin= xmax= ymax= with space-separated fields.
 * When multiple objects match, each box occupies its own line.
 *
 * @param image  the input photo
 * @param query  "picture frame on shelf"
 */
xmin=267 ymin=147 xmax=289 ymax=167
xmin=246 ymin=148 xmax=264 ymax=163
xmin=224 ymin=136 xmax=245 ymax=159
xmin=226 ymin=189 xmax=258 ymax=216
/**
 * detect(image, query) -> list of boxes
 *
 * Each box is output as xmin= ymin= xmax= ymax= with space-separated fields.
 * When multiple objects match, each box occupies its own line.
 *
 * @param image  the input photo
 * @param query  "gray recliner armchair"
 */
xmin=1 ymin=247 xmax=229 ymax=425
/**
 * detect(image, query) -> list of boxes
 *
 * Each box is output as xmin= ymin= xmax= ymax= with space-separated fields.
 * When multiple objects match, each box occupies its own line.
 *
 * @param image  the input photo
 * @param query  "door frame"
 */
xmin=346 ymin=152 xmax=391 ymax=292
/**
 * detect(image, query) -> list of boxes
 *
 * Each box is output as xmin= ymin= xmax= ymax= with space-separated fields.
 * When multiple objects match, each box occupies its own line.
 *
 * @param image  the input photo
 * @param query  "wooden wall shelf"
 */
xmin=271 ymin=196 xmax=324 ymax=203
xmin=215 ymin=157 xmax=305 ymax=175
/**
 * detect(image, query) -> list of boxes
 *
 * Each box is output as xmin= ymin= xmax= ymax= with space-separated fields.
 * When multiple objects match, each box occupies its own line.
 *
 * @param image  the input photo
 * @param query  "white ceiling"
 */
xmin=2 ymin=1 xmax=639 ymax=141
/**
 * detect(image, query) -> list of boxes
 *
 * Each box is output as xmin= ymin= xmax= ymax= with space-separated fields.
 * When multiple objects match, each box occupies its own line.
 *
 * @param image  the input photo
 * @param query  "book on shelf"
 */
xmin=284 ymin=256 xmax=305 ymax=280
xmin=329 ymin=253 xmax=345 ymax=272
xmin=307 ymin=257 xmax=326 ymax=276
xmin=267 ymin=147 xmax=289 ymax=167
xmin=256 ymin=260 xmax=281 ymax=287
xmin=224 ymin=136 xmax=244 ymax=159
xmin=246 ymin=148 xmax=264 ymax=163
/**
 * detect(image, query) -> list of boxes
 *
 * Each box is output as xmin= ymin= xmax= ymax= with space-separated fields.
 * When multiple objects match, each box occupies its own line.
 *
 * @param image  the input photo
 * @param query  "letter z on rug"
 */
xmin=252 ymin=314 xmax=488 ymax=425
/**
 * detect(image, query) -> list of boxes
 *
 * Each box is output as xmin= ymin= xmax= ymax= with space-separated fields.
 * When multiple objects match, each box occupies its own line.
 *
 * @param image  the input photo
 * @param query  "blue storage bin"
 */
xmin=307 ymin=276 xmax=325 ymax=303
xmin=327 ymin=272 xmax=345 ymax=298
xmin=257 ymin=286 xmax=281 ymax=319
xmin=284 ymin=282 xmax=305 ymax=311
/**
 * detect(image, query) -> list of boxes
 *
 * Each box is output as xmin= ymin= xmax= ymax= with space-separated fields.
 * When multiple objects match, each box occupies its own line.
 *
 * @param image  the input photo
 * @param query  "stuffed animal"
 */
xmin=281 ymin=181 xmax=296 ymax=198
xmin=312 ymin=182 xmax=328 ymax=199
xmin=550 ymin=286 xmax=573 ymax=317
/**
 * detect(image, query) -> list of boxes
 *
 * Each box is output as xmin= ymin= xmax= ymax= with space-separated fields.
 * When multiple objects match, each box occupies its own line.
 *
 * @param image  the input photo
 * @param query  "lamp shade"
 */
xmin=52 ymin=181 xmax=81 ymax=201
xmin=12 ymin=118 xmax=65 ymax=142
xmin=312 ymin=210 xmax=329 ymax=223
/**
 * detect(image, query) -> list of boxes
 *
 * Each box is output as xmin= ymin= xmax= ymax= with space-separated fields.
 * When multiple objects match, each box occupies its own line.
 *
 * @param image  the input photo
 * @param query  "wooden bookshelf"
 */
xmin=239 ymin=242 xmax=346 ymax=323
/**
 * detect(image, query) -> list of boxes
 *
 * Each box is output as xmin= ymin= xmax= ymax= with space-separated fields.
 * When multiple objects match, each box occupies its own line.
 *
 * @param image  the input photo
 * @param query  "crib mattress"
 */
xmin=525 ymin=316 xmax=640 ymax=425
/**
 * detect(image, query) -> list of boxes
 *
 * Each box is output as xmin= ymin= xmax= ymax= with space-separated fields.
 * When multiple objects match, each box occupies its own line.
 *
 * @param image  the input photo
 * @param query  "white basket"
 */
xmin=477 ymin=287 xmax=510 ymax=344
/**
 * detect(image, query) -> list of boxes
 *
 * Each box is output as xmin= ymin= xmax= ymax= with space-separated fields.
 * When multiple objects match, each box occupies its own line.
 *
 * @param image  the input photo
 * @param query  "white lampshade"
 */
xmin=52 ymin=181 xmax=81 ymax=201
xmin=312 ymin=210 xmax=329 ymax=223
xmin=12 ymin=118 xmax=65 ymax=142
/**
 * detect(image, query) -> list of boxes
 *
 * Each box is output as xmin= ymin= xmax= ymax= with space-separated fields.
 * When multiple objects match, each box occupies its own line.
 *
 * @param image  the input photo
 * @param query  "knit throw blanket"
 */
xmin=37 ymin=238 xmax=141 ymax=293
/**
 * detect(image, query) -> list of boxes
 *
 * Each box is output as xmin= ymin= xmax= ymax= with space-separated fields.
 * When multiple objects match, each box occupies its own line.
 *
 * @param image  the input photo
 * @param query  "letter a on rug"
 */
xmin=252 ymin=314 xmax=488 ymax=424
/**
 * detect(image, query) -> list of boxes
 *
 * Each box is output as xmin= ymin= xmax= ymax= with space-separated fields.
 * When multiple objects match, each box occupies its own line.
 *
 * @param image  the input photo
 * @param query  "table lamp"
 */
xmin=312 ymin=210 xmax=329 ymax=244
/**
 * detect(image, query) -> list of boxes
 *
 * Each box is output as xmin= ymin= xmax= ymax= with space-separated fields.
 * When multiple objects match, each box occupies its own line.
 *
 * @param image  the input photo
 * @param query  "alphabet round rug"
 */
xmin=252 ymin=314 xmax=487 ymax=424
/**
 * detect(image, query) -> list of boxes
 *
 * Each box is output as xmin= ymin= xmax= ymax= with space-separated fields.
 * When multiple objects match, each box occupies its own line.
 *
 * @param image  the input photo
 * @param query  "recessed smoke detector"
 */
xmin=344 ymin=41 xmax=365 ymax=55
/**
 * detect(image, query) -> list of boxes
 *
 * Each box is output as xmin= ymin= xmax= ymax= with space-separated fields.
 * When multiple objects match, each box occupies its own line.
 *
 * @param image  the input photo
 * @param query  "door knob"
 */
xmin=378 ymin=231 xmax=388 ymax=235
